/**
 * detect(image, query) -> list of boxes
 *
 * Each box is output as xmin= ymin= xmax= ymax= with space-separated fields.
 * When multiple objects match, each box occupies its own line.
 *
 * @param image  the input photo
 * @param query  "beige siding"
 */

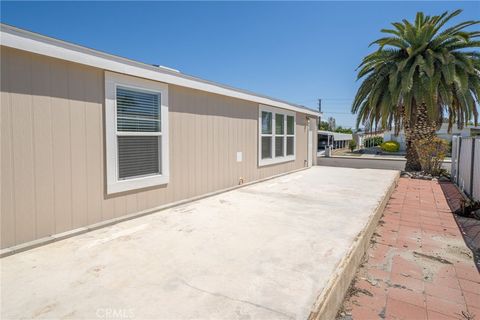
xmin=1 ymin=46 xmax=317 ymax=249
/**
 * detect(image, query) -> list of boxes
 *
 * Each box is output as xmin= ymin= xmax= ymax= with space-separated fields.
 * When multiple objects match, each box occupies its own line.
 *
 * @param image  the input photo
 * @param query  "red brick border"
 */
xmin=339 ymin=178 xmax=480 ymax=320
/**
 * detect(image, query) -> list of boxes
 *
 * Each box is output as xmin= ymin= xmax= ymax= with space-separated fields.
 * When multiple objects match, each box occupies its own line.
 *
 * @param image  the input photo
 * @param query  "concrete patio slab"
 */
xmin=1 ymin=166 xmax=398 ymax=320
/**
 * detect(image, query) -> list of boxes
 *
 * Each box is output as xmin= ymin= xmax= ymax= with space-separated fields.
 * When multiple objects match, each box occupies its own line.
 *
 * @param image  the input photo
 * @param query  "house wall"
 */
xmin=1 ymin=46 xmax=317 ymax=249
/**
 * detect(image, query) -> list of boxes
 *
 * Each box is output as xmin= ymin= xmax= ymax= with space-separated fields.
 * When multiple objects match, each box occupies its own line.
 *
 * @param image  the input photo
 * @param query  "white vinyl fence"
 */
xmin=451 ymin=136 xmax=480 ymax=201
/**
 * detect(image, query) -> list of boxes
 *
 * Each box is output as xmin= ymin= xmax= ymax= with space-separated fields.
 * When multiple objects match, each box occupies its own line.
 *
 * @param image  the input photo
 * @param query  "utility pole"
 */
xmin=317 ymin=99 xmax=322 ymax=130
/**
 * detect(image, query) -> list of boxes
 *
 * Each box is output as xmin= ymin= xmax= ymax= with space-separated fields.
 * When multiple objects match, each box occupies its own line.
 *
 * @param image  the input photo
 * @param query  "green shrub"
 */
xmin=349 ymin=140 xmax=357 ymax=152
xmin=364 ymin=136 xmax=384 ymax=147
xmin=416 ymin=137 xmax=449 ymax=175
xmin=380 ymin=140 xmax=400 ymax=152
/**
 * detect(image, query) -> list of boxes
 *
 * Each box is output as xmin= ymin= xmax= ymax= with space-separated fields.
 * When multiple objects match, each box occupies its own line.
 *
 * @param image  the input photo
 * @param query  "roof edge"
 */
xmin=0 ymin=23 xmax=319 ymax=117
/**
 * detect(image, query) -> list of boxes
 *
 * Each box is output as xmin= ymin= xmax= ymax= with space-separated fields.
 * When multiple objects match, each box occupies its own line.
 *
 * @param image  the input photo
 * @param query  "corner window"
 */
xmin=258 ymin=105 xmax=295 ymax=166
xmin=105 ymin=72 xmax=169 ymax=194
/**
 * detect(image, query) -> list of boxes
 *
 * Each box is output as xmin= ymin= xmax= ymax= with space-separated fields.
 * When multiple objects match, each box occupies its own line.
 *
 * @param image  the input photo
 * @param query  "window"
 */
xmin=258 ymin=105 xmax=295 ymax=166
xmin=286 ymin=115 xmax=295 ymax=155
xmin=275 ymin=114 xmax=284 ymax=157
xmin=105 ymin=72 xmax=169 ymax=194
xmin=261 ymin=111 xmax=273 ymax=159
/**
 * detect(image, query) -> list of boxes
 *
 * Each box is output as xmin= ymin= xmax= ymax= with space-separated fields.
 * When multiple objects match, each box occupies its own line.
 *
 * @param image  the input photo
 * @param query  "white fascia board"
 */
xmin=0 ymin=24 xmax=319 ymax=117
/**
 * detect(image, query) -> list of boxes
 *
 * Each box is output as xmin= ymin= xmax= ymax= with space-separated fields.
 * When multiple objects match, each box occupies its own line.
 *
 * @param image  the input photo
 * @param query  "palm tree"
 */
xmin=352 ymin=10 xmax=480 ymax=171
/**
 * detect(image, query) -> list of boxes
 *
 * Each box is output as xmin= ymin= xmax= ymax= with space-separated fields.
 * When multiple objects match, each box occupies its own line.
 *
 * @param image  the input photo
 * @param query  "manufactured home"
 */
xmin=0 ymin=24 xmax=319 ymax=252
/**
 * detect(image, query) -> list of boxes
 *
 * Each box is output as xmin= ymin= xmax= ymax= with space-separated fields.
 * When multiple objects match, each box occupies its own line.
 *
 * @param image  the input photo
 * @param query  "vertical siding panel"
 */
xmin=136 ymin=191 xmax=148 ymax=212
xmin=50 ymin=56 xmax=73 ymax=233
xmin=190 ymin=93 xmax=198 ymax=196
xmin=221 ymin=97 xmax=228 ymax=188
xmin=193 ymin=92 xmax=199 ymax=194
xmin=184 ymin=90 xmax=193 ymax=199
xmin=187 ymin=92 xmax=196 ymax=198
xmin=203 ymin=94 xmax=211 ymax=194
xmin=206 ymin=94 xmax=213 ymax=193
xmin=31 ymin=54 xmax=55 ymax=238
xmin=219 ymin=97 xmax=228 ymax=189
xmin=197 ymin=94 xmax=206 ymax=195
xmin=9 ymin=50 xmax=36 ymax=244
xmin=238 ymin=102 xmax=246 ymax=183
xmin=207 ymin=94 xmax=213 ymax=190
xmin=246 ymin=104 xmax=254 ymax=182
xmin=247 ymin=105 xmax=256 ymax=182
xmin=245 ymin=105 xmax=251 ymax=181
xmin=125 ymin=194 xmax=137 ymax=214
xmin=235 ymin=102 xmax=242 ymax=183
xmin=170 ymin=88 xmax=179 ymax=202
xmin=172 ymin=87 xmax=185 ymax=202
xmin=85 ymin=70 xmax=103 ymax=224
xmin=231 ymin=99 xmax=239 ymax=184
xmin=0 ymin=94 xmax=15 ymax=247
xmin=214 ymin=96 xmax=222 ymax=189
xmin=145 ymin=190 xmax=158 ymax=210
xmin=68 ymin=65 xmax=88 ymax=229
xmin=197 ymin=94 xmax=208 ymax=195
xmin=176 ymin=87 xmax=185 ymax=201
xmin=113 ymin=196 xmax=127 ymax=218
xmin=227 ymin=97 xmax=234 ymax=186
xmin=179 ymin=89 xmax=187 ymax=199
xmin=229 ymin=100 xmax=235 ymax=183
xmin=164 ymin=88 xmax=175 ymax=204
xmin=235 ymin=101 xmax=242 ymax=184
xmin=211 ymin=96 xmax=219 ymax=192
xmin=1 ymin=48 xmax=16 ymax=248
xmin=101 ymin=195 xmax=115 ymax=222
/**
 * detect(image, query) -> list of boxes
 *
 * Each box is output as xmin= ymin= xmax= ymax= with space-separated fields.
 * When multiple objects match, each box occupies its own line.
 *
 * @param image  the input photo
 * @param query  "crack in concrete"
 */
xmin=413 ymin=251 xmax=453 ymax=264
xmin=179 ymin=279 xmax=294 ymax=319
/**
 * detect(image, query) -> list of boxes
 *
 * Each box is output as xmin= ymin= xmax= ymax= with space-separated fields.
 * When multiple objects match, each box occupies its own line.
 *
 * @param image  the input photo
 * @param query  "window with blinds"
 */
xmin=116 ymin=87 xmax=162 ymax=180
xmin=105 ymin=71 xmax=169 ymax=194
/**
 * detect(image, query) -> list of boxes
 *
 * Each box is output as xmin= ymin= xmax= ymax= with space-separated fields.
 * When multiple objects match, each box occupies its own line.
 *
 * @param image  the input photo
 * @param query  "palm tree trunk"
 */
xmin=404 ymin=103 xmax=437 ymax=171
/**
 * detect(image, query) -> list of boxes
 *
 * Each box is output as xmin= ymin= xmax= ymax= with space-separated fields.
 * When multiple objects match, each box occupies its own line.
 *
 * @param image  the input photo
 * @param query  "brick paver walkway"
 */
xmin=339 ymin=178 xmax=480 ymax=320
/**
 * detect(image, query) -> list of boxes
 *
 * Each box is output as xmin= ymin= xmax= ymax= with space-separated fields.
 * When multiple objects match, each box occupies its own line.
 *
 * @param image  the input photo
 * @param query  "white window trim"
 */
xmin=105 ymin=71 xmax=169 ymax=194
xmin=258 ymin=104 xmax=296 ymax=167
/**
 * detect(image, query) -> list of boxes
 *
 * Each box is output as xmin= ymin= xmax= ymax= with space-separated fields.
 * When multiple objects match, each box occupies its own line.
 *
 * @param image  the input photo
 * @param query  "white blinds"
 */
xmin=116 ymin=87 xmax=162 ymax=180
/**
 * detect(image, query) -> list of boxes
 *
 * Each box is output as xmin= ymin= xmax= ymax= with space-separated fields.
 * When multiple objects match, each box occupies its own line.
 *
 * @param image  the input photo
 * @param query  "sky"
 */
xmin=1 ymin=1 xmax=479 ymax=128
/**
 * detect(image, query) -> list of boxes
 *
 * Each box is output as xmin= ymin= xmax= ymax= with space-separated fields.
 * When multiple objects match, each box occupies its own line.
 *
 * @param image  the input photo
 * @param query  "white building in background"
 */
xmin=384 ymin=123 xmax=480 ymax=151
xmin=317 ymin=130 xmax=353 ymax=154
